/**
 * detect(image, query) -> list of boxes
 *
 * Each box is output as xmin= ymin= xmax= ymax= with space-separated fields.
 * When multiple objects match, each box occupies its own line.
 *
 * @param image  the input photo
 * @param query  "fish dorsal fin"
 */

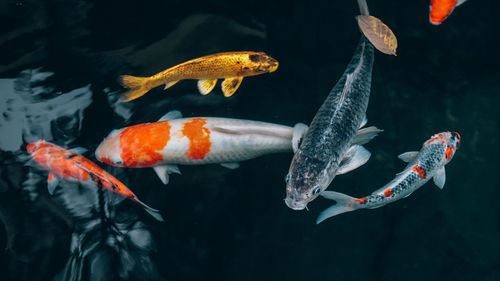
xmin=74 ymin=162 xmax=114 ymax=187
xmin=197 ymin=79 xmax=217 ymax=95
xmin=336 ymin=145 xmax=371 ymax=175
xmin=47 ymin=172 xmax=59 ymax=195
xmin=433 ymin=166 xmax=446 ymax=189
xmin=158 ymin=110 xmax=182 ymax=121
xmin=221 ymin=77 xmax=243 ymax=97
xmin=220 ymin=162 xmax=240 ymax=169
xmin=352 ymin=126 xmax=383 ymax=145
xmin=164 ymin=80 xmax=179 ymax=90
xmin=292 ymin=123 xmax=308 ymax=153
xmin=398 ymin=151 xmax=419 ymax=162
xmin=456 ymin=0 xmax=467 ymax=7
xmin=359 ymin=115 xmax=368 ymax=128
xmin=69 ymin=147 xmax=87 ymax=155
xmin=153 ymin=164 xmax=181 ymax=185
xmin=210 ymin=126 xmax=291 ymax=139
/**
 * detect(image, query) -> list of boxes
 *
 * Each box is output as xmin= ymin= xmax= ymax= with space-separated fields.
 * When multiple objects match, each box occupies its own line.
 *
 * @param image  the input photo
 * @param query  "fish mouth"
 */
xmin=284 ymin=197 xmax=307 ymax=210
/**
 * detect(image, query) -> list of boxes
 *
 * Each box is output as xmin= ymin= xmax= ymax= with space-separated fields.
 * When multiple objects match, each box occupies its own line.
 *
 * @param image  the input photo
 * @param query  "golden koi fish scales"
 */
xmin=26 ymin=140 xmax=164 ymax=221
xmin=120 ymin=51 xmax=279 ymax=102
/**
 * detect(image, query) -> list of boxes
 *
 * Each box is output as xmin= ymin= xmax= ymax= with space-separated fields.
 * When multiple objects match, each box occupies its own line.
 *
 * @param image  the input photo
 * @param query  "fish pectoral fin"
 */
xmin=220 ymin=162 xmax=240 ymax=169
xmin=456 ymin=0 xmax=467 ymax=6
xmin=359 ymin=115 xmax=368 ymax=128
xmin=164 ymin=80 xmax=179 ymax=90
xmin=69 ymin=147 xmax=87 ymax=155
xmin=292 ymin=123 xmax=308 ymax=153
xmin=398 ymin=151 xmax=419 ymax=162
xmin=197 ymin=79 xmax=217 ymax=95
xmin=158 ymin=110 xmax=182 ymax=121
xmin=153 ymin=164 xmax=181 ymax=185
xmin=433 ymin=167 xmax=446 ymax=189
xmin=352 ymin=126 xmax=383 ymax=145
xmin=221 ymin=77 xmax=243 ymax=97
xmin=47 ymin=172 xmax=59 ymax=195
xmin=336 ymin=145 xmax=371 ymax=175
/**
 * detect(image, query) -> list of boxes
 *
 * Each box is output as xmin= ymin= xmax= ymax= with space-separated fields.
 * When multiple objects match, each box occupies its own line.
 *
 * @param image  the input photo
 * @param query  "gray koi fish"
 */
xmin=317 ymin=131 xmax=461 ymax=223
xmin=285 ymin=35 xmax=378 ymax=210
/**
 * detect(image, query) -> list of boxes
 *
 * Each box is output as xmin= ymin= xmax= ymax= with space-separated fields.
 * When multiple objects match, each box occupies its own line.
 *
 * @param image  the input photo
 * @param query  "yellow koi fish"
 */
xmin=120 ymin=51 xmax=279 ymax=102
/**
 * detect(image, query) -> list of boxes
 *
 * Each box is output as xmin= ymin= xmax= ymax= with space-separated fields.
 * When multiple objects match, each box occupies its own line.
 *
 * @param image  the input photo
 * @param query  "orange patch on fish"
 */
xmin=430 ymin=0 xmax=457 ymax=24
xmin=445 ymin=146 xmax=454 ymax=160
xmin=181 ymin=118 xmax=211 ymax=160
xmin=412 ymin=164 xmax=427 ymax=179
xmin=119 ymin=121 xmax=171 ymax=167
xmin=384 ymin=188 xmax=393 ymax=197
xmin=355 ymin=197 xmax=368 ymax=204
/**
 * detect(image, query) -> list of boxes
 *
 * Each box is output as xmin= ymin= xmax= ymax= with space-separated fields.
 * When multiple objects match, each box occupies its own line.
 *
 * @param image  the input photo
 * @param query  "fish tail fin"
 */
xmin=316 ymin=191 xmax=358 ymax=224
xmin=134 ymin=198 xmax=165 ymax=222
xmin=119 ymin=75 xmax=151 ymax=102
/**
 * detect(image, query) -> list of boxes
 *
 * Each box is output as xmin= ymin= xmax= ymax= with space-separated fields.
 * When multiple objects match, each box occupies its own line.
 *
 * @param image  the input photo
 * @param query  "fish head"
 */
xmin=95 ymin=129 xmax=125 ymax=167
xmin=26 ymin=139 xmax=47 ymax=153
xmin=429 ymin=0 xmax=456 ymax=25
xmin=247 ymin=52 xmax=279 ymax=74
xmin=444 ymin=131 xmax=461 ymax=161
xmin=284 ymin=157 xmax=332 ymax=210
xmin=424 ymin=131 xmax=461 ymax=162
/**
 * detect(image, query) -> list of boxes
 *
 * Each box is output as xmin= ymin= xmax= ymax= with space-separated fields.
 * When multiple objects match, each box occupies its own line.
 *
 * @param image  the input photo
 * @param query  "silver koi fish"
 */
xmin=285 ymin=35 xmax=377 ymax=210
xmin=317 ymin=131 xmax=461 ymax=223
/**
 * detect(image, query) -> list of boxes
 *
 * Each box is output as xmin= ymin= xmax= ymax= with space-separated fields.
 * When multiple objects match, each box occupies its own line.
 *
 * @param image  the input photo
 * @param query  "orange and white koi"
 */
xmin=429 ymin=0 xmax=467 ymax=25
xmin=95 ymin=110 xmax=315 ymax=185
xmin=26 ymin=140 xmax=164 ymax=221
xmin=316 ymin=132 xmax=460 ymax=223
xmin=120 ymin=51 xmax=279 ymax=102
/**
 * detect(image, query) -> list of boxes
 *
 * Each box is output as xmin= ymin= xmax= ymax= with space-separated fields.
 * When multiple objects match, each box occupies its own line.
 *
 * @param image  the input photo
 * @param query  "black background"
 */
xmin=1 ymin=0 xmax=500 ymax=280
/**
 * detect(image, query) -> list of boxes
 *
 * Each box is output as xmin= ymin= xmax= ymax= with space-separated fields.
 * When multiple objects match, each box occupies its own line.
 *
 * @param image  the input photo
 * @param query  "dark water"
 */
xmin=1 ymin=0 xmax=499 ymax=280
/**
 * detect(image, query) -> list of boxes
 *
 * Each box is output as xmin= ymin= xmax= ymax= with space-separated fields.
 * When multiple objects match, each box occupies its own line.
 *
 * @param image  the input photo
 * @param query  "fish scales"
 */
xmin=317 ymin=132 xmax=460 ymax=223
xmin=285 ymin=36 xmax=374 ymax=210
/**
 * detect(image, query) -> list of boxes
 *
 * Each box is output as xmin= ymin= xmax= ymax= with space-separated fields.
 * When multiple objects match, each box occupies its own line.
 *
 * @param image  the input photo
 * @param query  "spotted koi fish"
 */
xmin=120 ymin=51 xmax=279 ymax=102
xmin=429 ymin=0 xmax=467 ymax=25
xmin=26 ymin=140 xmax=164 ymax=221
xmin=95 ymin=111 xmax=322 ymax=185
xmin=317 ymin=131 xmax=461 ymax=224
xmin=284 ymin=35 xmax=377 ymax=211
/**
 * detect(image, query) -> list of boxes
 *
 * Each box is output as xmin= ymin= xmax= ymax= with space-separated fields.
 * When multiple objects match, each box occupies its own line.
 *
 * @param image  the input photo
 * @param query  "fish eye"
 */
xmin=312 ymin=185 xmax=321 ymax=195
xmin=285 ymin=174 xmax=291 ymax=183
xmin=249 ymin=54 xmax=261 ymax=62
xmin=114 ymin=160 xmax=123 ymax=165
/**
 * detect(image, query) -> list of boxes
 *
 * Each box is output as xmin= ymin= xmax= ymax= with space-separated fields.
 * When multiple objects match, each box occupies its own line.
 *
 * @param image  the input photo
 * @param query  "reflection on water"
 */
xmin=0 ymin=68 xmax=160 ymax=281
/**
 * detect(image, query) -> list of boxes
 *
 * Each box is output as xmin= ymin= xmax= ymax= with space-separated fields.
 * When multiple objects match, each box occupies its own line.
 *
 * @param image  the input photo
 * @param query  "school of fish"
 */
xmin=24 ymin=0 xmax=464 ymax=227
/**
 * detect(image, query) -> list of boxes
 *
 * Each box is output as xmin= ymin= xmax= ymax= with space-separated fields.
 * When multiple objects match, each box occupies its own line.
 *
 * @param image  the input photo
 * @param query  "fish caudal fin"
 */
xmin=135 ymin=198 xmax=164 ymax=222
xmin=119 ymin=75 xmax=151 ymax=102
xmin=316 ymin=191 xmax=358 ymax=224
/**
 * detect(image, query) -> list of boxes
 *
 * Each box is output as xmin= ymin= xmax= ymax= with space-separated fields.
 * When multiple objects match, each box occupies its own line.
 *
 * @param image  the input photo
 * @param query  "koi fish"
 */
xmin=95 ymin=110 xmax=320 ymax=184
xmin=284 ymin=35 xmax=376 ymax=211
xmin=26 ymin=140 xmax=164 ymax=221
xmin=120 ymin=51 xmax=279 ymax=102
xmin=317 ymin=131 xmax=461 ymax=223
xmin=429 ymin=0 xmax=467 ymax=25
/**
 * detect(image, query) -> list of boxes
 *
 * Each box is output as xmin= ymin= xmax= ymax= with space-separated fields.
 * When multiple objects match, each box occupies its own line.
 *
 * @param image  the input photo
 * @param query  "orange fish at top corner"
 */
xmin=429 ymin=0 xmax=468 ymax=25
xmin=119 ymin=51 xmax=279 ymax=102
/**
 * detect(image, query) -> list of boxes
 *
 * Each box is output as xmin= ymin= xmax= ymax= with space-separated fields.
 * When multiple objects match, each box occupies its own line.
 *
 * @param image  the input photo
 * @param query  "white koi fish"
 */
xmin=316 ymin=131 xmax=460 ymax=223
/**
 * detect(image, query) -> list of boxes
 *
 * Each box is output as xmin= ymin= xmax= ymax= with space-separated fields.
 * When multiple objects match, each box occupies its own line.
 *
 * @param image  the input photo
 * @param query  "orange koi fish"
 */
xmin=429 ymin=0 xmax=467 ymax=25
xmin=26 ymin=140 xmax=164 ymax=221
xmin=120 ymin=51 xmax=279 ymax=102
